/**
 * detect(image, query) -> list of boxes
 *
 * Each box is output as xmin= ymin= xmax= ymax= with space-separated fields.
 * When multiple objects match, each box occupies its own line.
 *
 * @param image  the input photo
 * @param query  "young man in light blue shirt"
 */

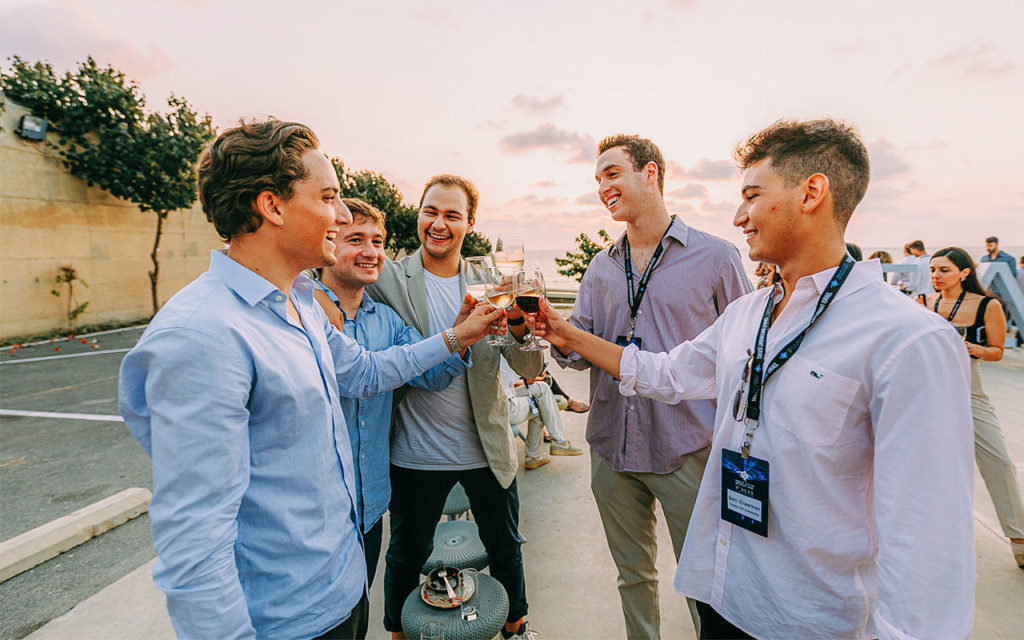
xmin=119 ymin=121 xmax=500 ymax=640
xmin=311 ymin=198 xmax=470 ymax=590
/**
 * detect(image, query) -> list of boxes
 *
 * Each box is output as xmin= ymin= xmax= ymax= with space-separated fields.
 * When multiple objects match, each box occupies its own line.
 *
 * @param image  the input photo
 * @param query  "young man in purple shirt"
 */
xmin=551 ymin=134 xmax=751 ymax=638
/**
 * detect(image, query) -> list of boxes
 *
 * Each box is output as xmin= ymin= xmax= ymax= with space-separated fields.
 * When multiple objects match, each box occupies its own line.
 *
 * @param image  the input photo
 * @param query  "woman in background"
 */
xmin=869 ymin=250 xmax=893 ymax=283
xmin=925 ymin=247 xmax=1024 ymax=569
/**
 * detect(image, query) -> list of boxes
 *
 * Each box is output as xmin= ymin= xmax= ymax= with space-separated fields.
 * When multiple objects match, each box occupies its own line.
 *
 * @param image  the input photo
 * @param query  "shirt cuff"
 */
xmin=419 ymin=333 xmax=453 ymax=366
xmin=617 ymin=343 xmax=640 ymax=396
xmin=444 ymin=348 xmax=471 ymax=375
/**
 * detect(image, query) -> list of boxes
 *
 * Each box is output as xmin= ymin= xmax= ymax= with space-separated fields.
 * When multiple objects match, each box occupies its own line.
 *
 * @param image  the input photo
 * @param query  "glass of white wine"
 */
xmin=493 ymin=235 xmax=525 ymax=275
xmin=464 ymin=256 xmax=491 ymax=302
xmin=485 ymin=267 xmax=515 ymax=346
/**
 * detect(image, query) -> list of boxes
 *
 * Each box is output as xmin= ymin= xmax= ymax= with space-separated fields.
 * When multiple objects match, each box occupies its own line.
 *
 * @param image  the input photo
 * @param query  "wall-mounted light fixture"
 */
xmin=16 ymin=114 xmax=48 ymax=141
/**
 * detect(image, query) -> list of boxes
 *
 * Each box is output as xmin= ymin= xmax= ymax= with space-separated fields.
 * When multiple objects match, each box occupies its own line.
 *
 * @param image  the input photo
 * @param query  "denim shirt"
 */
xmin=315 ymin=283 xmax=469 ymax=531
xmin=119 ymin=251 xmax=453 ymax=640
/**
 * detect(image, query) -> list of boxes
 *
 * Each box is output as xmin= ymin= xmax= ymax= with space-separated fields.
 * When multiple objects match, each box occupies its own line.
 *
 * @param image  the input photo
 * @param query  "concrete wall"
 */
xmin=1 ymin=99 xmax=223 ymax=340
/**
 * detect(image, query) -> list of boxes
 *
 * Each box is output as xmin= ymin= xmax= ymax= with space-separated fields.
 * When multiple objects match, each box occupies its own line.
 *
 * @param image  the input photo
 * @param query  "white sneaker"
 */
xmin=549 ymin=440 xmax=583 ymax=456
xmin=502 ymin=622 xmax=540 ymax=639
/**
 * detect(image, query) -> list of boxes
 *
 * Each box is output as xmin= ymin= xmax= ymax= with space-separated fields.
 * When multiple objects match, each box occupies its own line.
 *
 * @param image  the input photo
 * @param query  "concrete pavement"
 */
xmin=25 ymin=352 xmax=1024 ymax=639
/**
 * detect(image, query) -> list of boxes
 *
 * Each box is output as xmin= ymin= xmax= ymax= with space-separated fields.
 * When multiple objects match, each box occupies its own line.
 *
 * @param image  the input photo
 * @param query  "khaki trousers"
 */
xmin=971 ymin=359 xmax=1024 ymax=539
xmin=590 ymin=446 xmax=709 ymax=640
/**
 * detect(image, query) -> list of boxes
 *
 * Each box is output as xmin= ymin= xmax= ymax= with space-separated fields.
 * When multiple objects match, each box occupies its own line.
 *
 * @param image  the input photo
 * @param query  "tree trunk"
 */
xmin=149 ymin=211 xmax=167 ymax=315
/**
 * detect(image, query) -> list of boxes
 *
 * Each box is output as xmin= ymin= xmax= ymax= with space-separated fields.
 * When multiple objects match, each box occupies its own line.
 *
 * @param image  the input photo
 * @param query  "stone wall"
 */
xmin=0 ymin=99 xmax=223 ymax=340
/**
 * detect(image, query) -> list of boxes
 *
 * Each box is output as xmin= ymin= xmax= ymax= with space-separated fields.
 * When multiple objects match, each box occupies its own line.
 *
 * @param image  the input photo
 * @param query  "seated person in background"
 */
xmin=539 ymin=371 xmax=590 ymax=413
xmin=500 ymin=359 xmax=582 ymax=469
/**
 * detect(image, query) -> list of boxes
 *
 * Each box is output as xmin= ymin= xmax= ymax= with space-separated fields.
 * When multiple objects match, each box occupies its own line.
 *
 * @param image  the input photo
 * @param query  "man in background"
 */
xmin=907 ymin=239 xmax=932 ymax=300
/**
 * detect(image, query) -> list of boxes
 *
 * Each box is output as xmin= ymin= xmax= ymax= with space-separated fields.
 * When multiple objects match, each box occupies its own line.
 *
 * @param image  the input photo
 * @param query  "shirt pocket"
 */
xmin=766 ymin=354 xmax=860 ymax=446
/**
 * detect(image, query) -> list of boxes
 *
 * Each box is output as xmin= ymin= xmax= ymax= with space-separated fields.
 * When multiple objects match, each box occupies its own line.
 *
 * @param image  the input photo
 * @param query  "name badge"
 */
xmin=721 ymin=448 xmax=769 ymax=537
xmin=615 ymin=335 xmax=643 ymax=349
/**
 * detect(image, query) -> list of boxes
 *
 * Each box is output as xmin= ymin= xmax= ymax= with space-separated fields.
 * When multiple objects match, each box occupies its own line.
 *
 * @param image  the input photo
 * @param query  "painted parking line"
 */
xmin=0 ymin=409 xmax=124 ymax=423
xmin=0 ymin=348 xmax=131 ymax=365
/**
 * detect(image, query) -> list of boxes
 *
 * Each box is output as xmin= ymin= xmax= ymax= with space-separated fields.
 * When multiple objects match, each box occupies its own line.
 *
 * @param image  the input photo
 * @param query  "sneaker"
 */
xmin=502 ymin=621 xmax=540 ymax=639
xmin=549 ymin=440 xmax=583 ymax=456
xmin=524 ymin=455 xmax=550 ymax=470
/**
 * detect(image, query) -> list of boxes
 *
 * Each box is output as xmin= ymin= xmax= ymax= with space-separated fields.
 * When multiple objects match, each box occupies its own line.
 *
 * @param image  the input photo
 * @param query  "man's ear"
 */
xmin=801 ymin=173 xmax=830 ymax=214
xmin=255 ymin=191 xmax=286 ymax=228
xmin=646 ymin=161 xmax=659 ymax=188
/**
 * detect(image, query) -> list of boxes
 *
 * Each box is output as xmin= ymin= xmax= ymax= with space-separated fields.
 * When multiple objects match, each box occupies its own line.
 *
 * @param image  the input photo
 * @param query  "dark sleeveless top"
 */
xmin=964 ymin=296 xmax=992 ymax=351
xmin=934 ymin=294 xmax=993 ymax=358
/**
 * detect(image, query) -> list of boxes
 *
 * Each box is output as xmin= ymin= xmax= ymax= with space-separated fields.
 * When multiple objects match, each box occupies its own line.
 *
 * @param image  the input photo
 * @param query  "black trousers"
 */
xmin=383 ymin=465 xmax=527 ymax=631
xmin=696 ymin=601 xmax=754 ymax=640
xmin=314 ymin=593 xmax=369 ymax=640
xmin=364 ymin=518 xmax=383 ymax=588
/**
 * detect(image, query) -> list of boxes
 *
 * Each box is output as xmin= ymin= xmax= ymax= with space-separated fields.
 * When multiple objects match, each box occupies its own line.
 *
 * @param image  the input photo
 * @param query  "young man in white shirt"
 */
xmin=534 ymin=119 xmax=975 ymax=639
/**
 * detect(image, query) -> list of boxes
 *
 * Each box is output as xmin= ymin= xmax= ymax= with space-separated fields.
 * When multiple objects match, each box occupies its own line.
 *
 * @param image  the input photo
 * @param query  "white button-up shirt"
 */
xmin=619 ymin=259 xmax=975 ymax=639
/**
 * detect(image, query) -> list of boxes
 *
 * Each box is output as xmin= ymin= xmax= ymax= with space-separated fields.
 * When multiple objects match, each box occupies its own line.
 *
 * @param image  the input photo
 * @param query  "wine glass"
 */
xmin=458 ymin=568 xmax=478 ymax=621
xmin=514 ymin=267 xmax=547 ymax=352
xmin=485 ymin=267 xmax=516 ymax=346
xmin=464 ymin=257 xmax=491 ymax=302
xmin=494 ymin=235 xmax=525 ymax=275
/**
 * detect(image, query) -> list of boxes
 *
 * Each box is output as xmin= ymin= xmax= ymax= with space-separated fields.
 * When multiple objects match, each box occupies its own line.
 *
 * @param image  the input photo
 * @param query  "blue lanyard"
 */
xmin=623 ymin=216 xmax=675 ymax=338
xmin=740 ymin=255 xmax=855 ymax=457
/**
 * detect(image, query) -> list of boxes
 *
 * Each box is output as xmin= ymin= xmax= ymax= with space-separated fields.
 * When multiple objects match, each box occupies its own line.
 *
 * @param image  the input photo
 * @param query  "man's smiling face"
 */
xmin=417 ymin=184 xmax=472 ymax=261
xmin=323 ymin=217 xmax=386 ymax=288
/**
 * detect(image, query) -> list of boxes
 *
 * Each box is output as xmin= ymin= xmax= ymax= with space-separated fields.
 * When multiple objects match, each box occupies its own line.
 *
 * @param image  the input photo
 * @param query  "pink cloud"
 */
xmin=0 ymin=3 xmax=174 ymax=81
xmin=533 ymin=180 xmax=557 ymax=188
xmin=867 ymin=139 xmax=911 ymax=180
xmin=667 ymin=183 xmax=708 ymax=199
xmin=668 ymin=158 xmax=736 ymax=181
xmin=500 ymin=123 xmax=595 ymax=163
xmin=511 ymin=94 xmax=565 ymax=114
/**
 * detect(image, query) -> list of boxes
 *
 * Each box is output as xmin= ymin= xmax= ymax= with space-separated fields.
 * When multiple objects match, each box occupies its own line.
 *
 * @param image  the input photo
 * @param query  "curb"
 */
xmin=0 ymin=487 xmax=152 ymax=582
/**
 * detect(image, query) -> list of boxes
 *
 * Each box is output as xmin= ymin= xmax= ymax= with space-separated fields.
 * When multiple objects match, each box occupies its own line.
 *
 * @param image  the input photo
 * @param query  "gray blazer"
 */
xmin=367 ymin=250 xmax=543 ymax=488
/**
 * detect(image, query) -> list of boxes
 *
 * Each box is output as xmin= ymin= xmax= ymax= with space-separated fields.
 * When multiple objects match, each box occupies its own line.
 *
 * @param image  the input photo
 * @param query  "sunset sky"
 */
xmin=2 ymin=0 xmax=1021 ymax=251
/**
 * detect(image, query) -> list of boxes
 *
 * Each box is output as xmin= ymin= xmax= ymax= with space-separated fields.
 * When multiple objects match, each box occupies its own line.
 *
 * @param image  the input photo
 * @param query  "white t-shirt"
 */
xmin=390 ymin=271 xmax=488 ymax=470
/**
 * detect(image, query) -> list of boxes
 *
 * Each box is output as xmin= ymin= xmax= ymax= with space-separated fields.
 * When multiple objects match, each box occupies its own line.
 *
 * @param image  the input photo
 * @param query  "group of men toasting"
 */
xmin=120 ymin=117 xmax=976 ymax=640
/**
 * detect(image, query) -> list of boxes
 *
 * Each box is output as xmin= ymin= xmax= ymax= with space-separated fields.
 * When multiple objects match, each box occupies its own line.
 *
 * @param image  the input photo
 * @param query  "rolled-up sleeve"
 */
xmin=869 ymin=326 xmax=974 ymax=639
xmin=552 ymin=269 xmax=595 ymax=371
xmin=120 ymin=328 xmax=256 ymax=640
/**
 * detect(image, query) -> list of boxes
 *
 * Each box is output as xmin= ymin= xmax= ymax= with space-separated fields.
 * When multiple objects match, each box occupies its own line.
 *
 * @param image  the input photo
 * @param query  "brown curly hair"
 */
xmin=197 ymin=120 xmax=319 ymax=241
xmin=597 ymin=134 xmax=666 ymax=194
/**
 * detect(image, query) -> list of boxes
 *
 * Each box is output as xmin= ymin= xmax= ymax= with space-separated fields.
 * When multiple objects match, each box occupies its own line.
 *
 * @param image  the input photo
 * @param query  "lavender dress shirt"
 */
xmin=553 ymin=218 xmax=751 ymax=474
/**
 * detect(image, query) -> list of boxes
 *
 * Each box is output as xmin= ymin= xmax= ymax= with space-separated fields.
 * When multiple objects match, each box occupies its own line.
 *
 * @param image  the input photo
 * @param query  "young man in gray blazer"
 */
xmin=369 ymin=174 xmax=544 ymax=640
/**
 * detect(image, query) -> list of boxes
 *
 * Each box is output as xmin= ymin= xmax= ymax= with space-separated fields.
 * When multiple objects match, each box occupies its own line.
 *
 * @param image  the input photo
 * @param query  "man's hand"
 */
xmin=452 ymin=303 xmax=505 ymax=353
xmin=453 ymin=293 xmax=479 ymax=327
xmin=532 ymin=298 xmax=573 ymax=351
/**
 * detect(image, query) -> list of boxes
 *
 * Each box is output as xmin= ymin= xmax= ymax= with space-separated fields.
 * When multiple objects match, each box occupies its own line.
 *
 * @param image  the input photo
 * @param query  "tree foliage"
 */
xmin=555 ymin=229 xmax=614 ymax=283
xmin=1 ymin=56 xmax=215 ymax=314
xmin=330 ymin=159 xmax=490 ymax=258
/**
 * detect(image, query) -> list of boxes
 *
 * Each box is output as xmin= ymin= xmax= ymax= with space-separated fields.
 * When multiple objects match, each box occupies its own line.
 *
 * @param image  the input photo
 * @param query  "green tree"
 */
xmin=1 ymin=56 xmax=215 ymax=314
xmin=330 ymin=159 xmax=490 ymax=258
xmin=555 ymin=229 xmax=614 ymax=283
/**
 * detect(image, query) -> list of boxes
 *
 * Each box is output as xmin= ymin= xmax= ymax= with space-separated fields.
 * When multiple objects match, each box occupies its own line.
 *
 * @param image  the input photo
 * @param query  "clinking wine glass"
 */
xmin=493 ymin=235 xmax=525 ymax=275
xmin=464 ymin=256 xmax=491 ymax=302
xmin=485 ymin=267 xmax=516 ymax=346
xmin=515 ymin=268 xmax=547 ymax=352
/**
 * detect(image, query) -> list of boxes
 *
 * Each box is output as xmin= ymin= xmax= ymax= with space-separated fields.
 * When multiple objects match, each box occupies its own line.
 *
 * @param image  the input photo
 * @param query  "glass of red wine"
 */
xmin=514 ymin=267 xmax=547 ymax=352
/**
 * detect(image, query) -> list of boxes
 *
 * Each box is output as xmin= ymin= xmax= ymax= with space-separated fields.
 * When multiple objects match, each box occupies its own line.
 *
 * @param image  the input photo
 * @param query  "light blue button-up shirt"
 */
xmin=316 ymin=284 xmax=469 ymax=531
xmin=119 ymin=251 xmax=452 ymax=640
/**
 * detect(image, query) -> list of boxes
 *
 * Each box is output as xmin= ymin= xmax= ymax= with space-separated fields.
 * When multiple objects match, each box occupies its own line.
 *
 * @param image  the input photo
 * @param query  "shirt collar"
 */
xmin=802 ymin=258 xmax=882 ymax=303
xmin=208 ymin=249 xmax=309 ymax=306
xmin=608 ymin=216 xmax=689 ymax=257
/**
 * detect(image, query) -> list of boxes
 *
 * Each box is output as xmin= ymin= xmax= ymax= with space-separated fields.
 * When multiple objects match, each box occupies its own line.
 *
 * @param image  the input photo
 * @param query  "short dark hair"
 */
xmin=342 ymin=197 xmax=387 ymax=239
xmin=419 ymin=174 xmax=480 ymax=223
xmin=197 ymin=120 xmax=319 ymax=241
xmin=985 ymin=236 xmax=999 ymax=244
xmin=734 ymin=119 xmax=870 ymax=227
xmin=908 ymin=240 xmax=925 ymax=252
xmin=933 ymin=247 xmax=989 ymax=296
xmin=597 ymin=134 xmax=666 ymax=194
